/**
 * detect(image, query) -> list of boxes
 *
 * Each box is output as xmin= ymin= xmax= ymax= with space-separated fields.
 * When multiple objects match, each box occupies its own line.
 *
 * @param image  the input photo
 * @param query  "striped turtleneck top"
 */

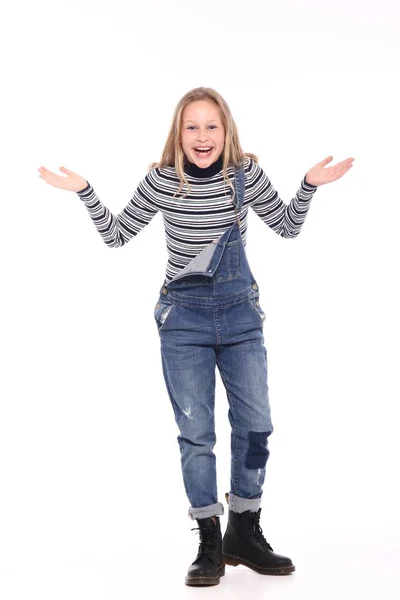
xmin=77 ymin=156 xmax=318 ymax=284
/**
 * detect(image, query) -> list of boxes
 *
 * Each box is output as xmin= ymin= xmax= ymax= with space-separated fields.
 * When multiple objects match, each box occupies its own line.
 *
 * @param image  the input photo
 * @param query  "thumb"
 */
xmin=320 ymin=156 xmax=334 ymax=166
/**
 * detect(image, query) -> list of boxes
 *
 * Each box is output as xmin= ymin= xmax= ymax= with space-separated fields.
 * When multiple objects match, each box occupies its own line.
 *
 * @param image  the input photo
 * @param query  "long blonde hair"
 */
xmin=149 ymin=87 xmax=258 ymax=197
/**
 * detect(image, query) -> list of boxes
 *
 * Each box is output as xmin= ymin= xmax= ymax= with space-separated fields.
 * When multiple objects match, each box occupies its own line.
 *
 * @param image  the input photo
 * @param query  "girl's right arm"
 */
xmin=38 ymin=165 xmax=159 ymax=247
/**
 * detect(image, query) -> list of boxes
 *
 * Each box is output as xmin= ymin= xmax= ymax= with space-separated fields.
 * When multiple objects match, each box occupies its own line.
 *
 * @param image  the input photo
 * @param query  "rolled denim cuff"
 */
xmin=228 ymin=493 xmax=261 ymax=514
xmin=188 ymin=502 xmax=224 ymax=520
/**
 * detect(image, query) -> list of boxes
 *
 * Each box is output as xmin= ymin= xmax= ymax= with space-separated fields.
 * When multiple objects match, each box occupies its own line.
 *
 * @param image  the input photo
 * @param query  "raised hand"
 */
xmin=38 ymin=166 xmax=88 ymax=193
xmin=305 ymin=156 xmax=355 ymax=187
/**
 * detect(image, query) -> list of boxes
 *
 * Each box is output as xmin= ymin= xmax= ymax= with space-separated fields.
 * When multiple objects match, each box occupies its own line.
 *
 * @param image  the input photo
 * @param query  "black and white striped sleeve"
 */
xmin=247 ymin=160 xmax=318 ymax=238
xmin=76 ymin=171 xmax=160 ymax=247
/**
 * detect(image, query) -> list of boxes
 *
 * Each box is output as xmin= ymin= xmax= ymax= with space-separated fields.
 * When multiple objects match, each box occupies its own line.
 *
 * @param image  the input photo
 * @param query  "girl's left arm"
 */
xmin=249 ymin=156 xmax=354 ymax=238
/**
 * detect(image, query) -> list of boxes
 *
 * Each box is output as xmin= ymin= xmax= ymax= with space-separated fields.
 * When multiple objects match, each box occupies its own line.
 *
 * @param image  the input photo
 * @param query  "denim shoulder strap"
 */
xmin=232 ymin=163 xmax=246 ymax=225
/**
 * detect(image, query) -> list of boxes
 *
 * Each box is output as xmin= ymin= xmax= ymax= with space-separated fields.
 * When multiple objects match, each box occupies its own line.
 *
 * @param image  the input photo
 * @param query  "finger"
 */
xmin=340 ymin=161 xmax=354 ymax=172
xmin=39 ymin=175 xmax=57 ymax=186
xmin=330 ymin=164 xmax=353 ymax=181
xmin=39 ymin=169 xmax=63 ymax=187
xmin=337 ymin=158 xmax=355 ymax=167
xmin=332 ymin=167 xmax=348 ymax=179
xmin=38 ymin=166 xmax=58 ymax=177
xmin=59 ymin=166 xmax=77 ymax=176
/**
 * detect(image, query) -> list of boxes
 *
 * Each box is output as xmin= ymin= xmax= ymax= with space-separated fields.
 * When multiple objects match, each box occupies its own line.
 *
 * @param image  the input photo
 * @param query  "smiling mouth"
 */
xmin=194 ymin=147 xmax=213 ymax=157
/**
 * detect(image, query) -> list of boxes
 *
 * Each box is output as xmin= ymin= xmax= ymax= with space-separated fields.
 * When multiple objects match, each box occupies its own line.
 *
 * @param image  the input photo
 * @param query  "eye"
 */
xmin=187 ymin=126 xmax=196 ymax=130
xmin=209 ymin=125 xmax=217 ymax=130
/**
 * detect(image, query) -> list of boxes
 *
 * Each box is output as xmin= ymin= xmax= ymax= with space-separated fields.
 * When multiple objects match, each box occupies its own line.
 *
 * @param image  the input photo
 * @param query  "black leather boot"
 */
xmin=222 ymin=508 xmax=295 ymax=575
xmin=185 ymin=517 xmax=225 ymax=586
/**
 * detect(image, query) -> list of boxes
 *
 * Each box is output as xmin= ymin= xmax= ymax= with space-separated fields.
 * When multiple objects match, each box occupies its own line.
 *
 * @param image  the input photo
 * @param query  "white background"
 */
xmin=1 ymin=0 xmax=399 ymax=598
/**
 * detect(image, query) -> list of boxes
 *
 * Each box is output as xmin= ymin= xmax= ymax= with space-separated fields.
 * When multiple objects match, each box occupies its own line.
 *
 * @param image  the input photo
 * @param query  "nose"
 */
xmin=196 ymin=129 xmax=209 ymax=142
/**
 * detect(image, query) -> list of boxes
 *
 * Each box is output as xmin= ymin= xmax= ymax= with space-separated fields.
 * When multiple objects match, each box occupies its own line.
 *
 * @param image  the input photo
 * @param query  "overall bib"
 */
xmin=153 ymin=166 xmax=273 ymax=520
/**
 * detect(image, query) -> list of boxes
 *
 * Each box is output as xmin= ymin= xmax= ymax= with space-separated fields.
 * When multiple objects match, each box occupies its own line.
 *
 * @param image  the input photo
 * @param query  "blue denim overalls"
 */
xmin=154 ymin=165 xmax=273 ymax=520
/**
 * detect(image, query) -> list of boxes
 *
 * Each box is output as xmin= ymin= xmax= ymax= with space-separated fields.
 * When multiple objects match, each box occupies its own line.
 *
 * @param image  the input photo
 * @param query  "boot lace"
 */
xmin=191 ymin=524 xmax=218 ymax=559
xmin=249 ymin=509 xmax=274 ymax=551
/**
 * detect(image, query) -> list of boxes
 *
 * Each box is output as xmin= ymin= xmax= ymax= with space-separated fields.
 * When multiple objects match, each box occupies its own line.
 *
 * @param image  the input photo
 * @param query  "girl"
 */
xmin=38 ymin=87 xmax=354 ymax=587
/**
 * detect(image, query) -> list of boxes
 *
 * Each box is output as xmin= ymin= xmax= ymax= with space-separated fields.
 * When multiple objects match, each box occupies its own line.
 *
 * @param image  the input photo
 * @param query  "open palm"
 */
xmin=306 ymin=156 xmax=355 ymax=187
xmin=38 ymin=166 xmax=88 ymax=193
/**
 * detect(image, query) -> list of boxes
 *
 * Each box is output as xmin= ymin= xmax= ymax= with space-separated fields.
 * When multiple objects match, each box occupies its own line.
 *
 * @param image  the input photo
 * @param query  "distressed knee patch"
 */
xmin=245 ymin=431 xmax=271 ymax=469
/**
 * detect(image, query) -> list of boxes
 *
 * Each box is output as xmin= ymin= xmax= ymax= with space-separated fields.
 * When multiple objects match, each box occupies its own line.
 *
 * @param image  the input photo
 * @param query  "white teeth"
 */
xmin=195 ymin=147 xmax=211 ymax=151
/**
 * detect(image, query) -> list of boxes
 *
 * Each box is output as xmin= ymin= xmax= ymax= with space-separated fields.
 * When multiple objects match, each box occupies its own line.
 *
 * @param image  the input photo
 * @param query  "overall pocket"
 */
xmin=215 ymin=239 xmax=241 ymax=283
xmin=153 ymin=297 xmax=177 ymax=332
xmin=248 ymin=296 xmax=266 ymax=326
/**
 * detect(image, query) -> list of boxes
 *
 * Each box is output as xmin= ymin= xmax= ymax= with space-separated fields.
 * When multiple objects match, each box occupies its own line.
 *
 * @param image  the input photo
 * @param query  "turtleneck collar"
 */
xmin=183 ymin=155 xmax=223 ymax=179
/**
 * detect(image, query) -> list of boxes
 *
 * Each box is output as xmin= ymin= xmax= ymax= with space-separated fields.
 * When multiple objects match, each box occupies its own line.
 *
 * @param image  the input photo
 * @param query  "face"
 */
xmin=180 ymin=99 xmax=225 ymax=168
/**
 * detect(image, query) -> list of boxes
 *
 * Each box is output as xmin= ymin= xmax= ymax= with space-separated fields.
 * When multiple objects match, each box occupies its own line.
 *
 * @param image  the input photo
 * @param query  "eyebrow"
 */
xmin=184 ymin=119 xmax=220 ymax=123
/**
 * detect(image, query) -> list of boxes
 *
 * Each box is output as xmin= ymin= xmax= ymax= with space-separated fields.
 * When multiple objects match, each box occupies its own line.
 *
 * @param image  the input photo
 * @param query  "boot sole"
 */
xmin=185 ymin=564 xmax=225 ymax=586
xmin=223 ymin=553 xmax=295 ymax=575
